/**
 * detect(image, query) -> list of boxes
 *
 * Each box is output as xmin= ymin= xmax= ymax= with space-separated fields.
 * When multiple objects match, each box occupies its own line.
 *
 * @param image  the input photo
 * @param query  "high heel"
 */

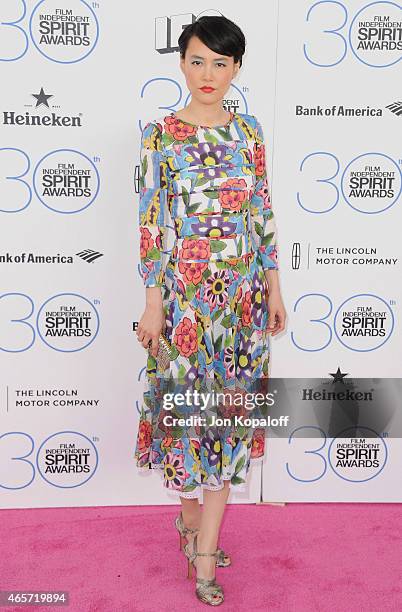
xmin=184 ymin=534 xmax=224 ymax=606
xmin=174 ymin=513 xmax=198 ymax=551
xmin=174 ymin=513 xmax=231 ymax=567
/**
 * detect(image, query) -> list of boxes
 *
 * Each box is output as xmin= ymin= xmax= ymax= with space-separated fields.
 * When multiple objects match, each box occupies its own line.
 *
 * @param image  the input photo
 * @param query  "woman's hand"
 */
xmin=265 ymin=286 xmax=286 ymax=336
xmin=136 ymin=288 xmax=166 ymax=357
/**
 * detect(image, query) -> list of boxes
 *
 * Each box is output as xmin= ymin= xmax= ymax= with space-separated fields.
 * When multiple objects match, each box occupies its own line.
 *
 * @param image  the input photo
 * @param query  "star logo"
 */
xmin=32 ymin=87 xmax=53 ymax=109
xmin=329 ymin=367 xmax=349 ymax=384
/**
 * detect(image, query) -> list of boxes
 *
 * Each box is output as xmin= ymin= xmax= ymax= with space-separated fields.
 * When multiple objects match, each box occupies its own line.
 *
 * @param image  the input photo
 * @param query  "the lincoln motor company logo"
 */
xmin=3 ymin=88 xmax=82 ymax=127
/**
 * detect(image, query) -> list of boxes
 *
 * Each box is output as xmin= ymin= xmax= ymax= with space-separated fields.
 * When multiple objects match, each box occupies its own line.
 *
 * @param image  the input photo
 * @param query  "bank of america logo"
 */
xmin=385 ymin=101 xmax=402 ymax=116
xmin=76 ymin=249 xmax=104 ymax=263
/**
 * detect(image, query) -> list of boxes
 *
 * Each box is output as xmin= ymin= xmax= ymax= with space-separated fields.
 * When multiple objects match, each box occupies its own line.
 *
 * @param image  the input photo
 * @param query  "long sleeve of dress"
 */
xmin=138 ymin=120 xmax=171 ymax=288
xmin=249 ymin=115 xmax=279 ymax=271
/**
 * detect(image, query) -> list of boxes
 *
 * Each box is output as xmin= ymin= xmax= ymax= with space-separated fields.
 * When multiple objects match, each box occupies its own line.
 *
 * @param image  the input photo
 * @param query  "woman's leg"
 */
xmin=193 ymin=481 xmax=231 ymax=579
xmin=180 ymin=496 xmax=202 ymax=530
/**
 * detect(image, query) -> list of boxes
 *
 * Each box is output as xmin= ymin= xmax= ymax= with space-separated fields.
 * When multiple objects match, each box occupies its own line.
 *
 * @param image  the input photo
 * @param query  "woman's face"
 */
xmin=180 ymin=35 xmax=240 ymax=107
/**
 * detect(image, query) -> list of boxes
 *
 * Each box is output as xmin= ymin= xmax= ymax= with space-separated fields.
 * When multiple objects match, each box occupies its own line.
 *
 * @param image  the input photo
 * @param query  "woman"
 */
xmin=135 ymin=15 xmax=286 ymax=606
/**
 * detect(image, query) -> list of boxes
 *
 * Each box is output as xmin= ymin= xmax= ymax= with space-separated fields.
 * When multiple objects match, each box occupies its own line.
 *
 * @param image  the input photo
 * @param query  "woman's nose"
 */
xmin=202 ymin=66 xmax=213 ymax=80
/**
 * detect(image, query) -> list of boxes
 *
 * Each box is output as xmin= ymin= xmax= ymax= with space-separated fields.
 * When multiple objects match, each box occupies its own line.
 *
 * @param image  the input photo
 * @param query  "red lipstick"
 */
xmin=200 ymin=87 xmax=215 ymax=93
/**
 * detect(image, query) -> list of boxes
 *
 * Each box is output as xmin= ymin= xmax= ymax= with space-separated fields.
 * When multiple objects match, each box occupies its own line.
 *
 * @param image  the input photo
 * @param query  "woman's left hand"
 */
xmin=265 ymin=286 xmax=286 ymax=336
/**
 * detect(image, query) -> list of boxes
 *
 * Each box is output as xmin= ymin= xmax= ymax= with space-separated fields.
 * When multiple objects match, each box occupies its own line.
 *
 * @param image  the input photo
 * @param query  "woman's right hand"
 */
xmin=136 ymin=299 xmax=166 ymax=358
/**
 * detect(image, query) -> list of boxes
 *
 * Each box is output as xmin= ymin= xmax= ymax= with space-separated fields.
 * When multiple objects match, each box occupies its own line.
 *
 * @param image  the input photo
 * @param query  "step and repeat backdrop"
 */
xmin=0 ymin=1 xmax=400 ymax=508
xmin=262 ymin=0 xmax=401 ymax=502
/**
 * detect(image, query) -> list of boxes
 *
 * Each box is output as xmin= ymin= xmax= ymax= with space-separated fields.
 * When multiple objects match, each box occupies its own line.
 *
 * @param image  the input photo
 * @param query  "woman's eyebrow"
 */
xmin=190 ymin=54 xmax=228 ymax=61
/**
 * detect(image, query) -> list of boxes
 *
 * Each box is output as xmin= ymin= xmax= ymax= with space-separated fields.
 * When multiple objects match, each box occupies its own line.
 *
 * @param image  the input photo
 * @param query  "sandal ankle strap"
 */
xmin=176 ymin=514 xmax=199 ymax=537
xmin=193 ymin=534 xmax=219 ymax=558
xmin=194 ymin=551 xmax=219 ymax=557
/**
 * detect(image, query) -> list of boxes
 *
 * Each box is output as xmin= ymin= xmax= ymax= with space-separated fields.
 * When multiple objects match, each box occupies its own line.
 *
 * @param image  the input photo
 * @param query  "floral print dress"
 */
xmin=134 ymin=110 xmax=279 ymax=498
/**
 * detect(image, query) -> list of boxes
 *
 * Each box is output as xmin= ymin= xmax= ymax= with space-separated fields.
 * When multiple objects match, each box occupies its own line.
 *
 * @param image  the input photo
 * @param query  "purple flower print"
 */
xmin=250 ymin=270 xmax=265 ymax=328
xmin=185 ymin=143 xmax=230 ymax=179
xmin=191 ymin=215 xmax=237 ymax=239
xmin=201 ymin=429 xmax=222 ymax=466
xmin=237 ymin=336 xmax=253 ymax=384
xmin=185 ymin=366 xmax=199 ymax=385
xmin=223 ymin=345 xmax=236 ymax=378
xmin=204 ymin=270 xmax=230 ymax=310
xmin=164 ymin=451 xmax=188 ymax=490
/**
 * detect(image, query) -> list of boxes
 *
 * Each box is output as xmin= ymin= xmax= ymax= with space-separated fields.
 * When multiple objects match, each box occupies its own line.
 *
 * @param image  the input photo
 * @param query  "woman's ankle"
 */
xmin=195 ymin=553 xmax=216 ymax=580
xmin=197 ymin=532 xmax=218 ymax=554
xmin=181 ymin=509 xmax=201 ymax=531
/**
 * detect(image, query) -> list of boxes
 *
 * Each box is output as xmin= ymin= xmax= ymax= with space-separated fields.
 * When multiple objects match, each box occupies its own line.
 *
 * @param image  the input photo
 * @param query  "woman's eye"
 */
xmin=191 ymin=61 xmax=226 ymax=67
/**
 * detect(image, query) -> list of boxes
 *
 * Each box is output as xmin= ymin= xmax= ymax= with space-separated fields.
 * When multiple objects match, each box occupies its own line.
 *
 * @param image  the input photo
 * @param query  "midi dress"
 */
xmin=134 ymin=110 xmax=279 ymax=498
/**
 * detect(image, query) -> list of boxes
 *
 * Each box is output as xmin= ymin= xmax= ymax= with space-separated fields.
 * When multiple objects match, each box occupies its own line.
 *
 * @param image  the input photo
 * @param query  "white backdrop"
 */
xmin=261 ymin=0 xmax=401 ymax=502
xmin=0 ymin=1 xmax=400 ymax=509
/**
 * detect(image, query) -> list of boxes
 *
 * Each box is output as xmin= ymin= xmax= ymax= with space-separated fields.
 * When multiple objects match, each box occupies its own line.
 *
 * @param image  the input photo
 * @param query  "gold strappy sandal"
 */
xmin=183 ymin=534 xmax=224 ymax=606
xmin=175 ymin=513 xmax=231 ymax=568
xmin=175 ymin=513 xmax=199 ymax=551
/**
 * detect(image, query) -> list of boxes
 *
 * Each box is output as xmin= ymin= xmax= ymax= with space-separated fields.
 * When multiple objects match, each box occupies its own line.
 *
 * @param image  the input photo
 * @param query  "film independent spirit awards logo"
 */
xmin=299 ymin=367 xmax=389 ymax=483
xmin=298 ymin=5 xmax=402 ymax=114
xmin=320 ymin=368 xmax=388 ymax=483
xmin=36 ymin=431 xmax=99 ymax=487
xmin=30 ymin=0 xmax=99 ymax=63
xmin=1 ymin=88 xmax=101 ymax=214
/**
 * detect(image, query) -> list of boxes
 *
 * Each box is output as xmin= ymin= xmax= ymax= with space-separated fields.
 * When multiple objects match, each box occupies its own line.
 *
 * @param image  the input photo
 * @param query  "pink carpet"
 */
xmin=0 ymin=503 xmax=401 ymax=611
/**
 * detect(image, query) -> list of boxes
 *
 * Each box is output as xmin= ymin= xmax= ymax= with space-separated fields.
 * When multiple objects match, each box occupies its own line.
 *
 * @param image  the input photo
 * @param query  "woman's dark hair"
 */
xmin=178 ymin=16 xmax=246 ymax=68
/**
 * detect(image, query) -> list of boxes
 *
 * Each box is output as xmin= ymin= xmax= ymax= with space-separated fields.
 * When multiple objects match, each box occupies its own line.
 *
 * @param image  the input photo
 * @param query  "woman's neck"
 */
xmin=175 ymin=103 xmax=230 ymax=127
